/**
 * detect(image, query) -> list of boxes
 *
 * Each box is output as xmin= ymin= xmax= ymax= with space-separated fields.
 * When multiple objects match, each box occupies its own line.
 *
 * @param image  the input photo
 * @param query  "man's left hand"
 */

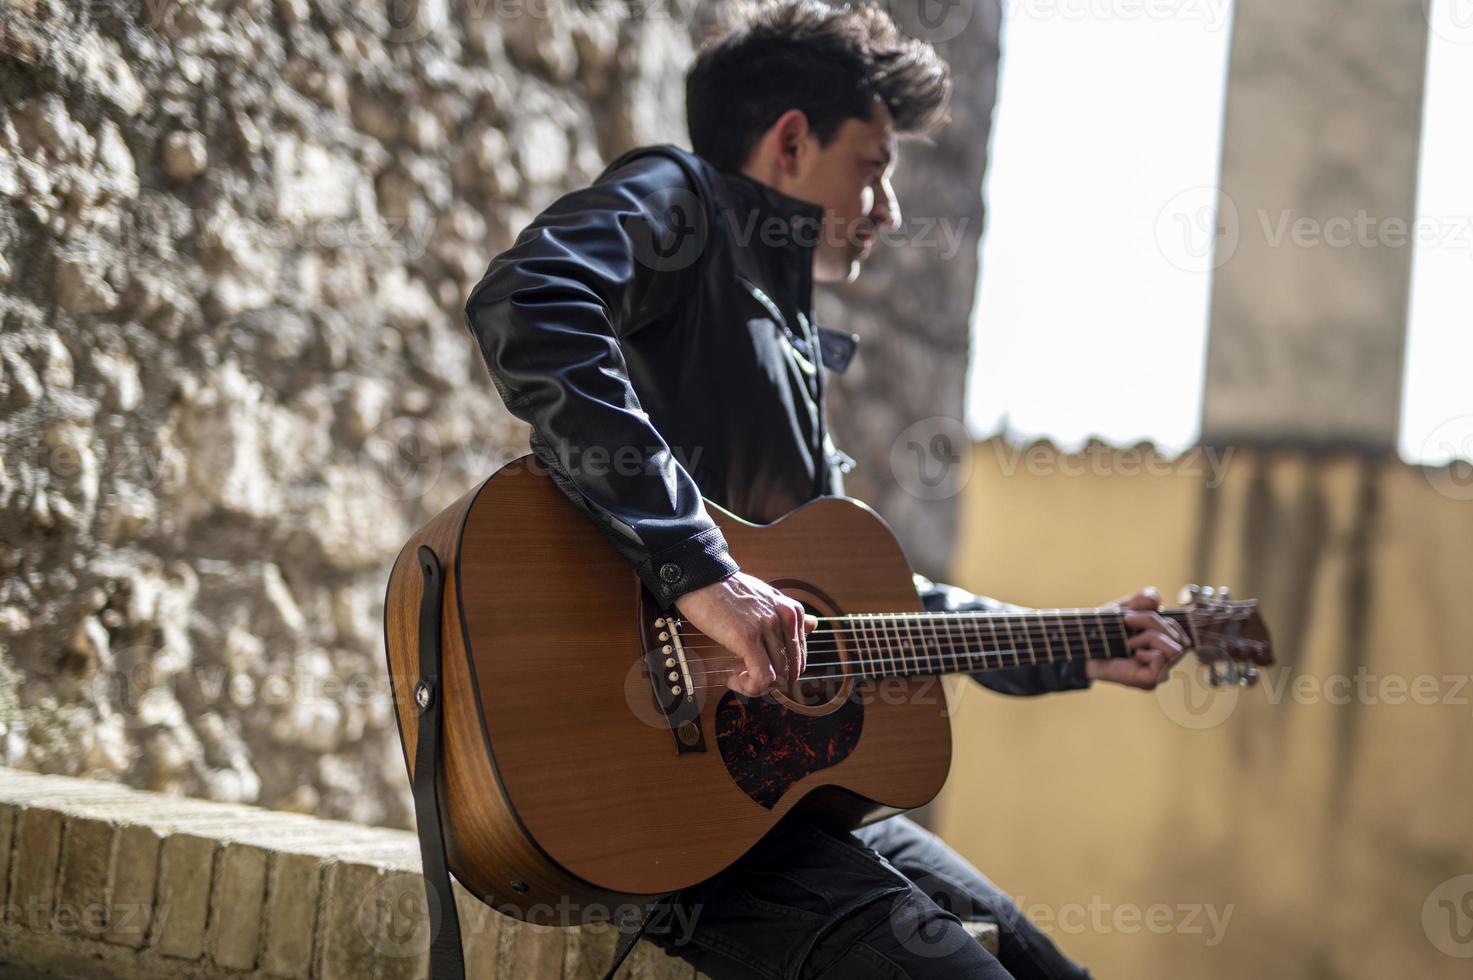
xmin=1085 ymin=587 xmax=1189 ymax=690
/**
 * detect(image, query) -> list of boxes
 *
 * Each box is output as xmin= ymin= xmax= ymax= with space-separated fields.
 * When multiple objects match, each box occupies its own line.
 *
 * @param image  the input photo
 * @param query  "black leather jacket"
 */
xmin=464 ymin=144 xmax=1089 ymax=696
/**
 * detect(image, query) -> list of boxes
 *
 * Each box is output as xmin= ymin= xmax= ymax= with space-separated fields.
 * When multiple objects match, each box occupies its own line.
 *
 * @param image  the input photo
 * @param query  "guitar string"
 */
xmin=664 ymin=611 xmax=1231 ymax=660
xmin=666 ymin=631 xmax=1263 ymax=676
xmin=638 ymin=630 xmax=1267 ymax=694
xmin=665 ymin=620 xmax=1175 ymax=658
xmin=662 ymin=627 xmax=1265 ymax=662
xmin=664 ymin=610 xmax=1177 ymax=646
xmin=675 ymin=640 xmax=1264 ymax=695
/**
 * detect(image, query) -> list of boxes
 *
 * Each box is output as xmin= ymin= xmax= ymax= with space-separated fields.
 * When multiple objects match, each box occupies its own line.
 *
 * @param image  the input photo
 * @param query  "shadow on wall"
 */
xmin=935 ymin=437 xmax=1473 ymax=980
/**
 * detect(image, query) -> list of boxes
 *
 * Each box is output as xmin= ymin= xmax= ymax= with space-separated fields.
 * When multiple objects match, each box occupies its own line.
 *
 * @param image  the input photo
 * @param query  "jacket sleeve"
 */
xmin=464 ymin=153 xmax=738 ymax=609
xmin=913 ymin=573 xmax=1093 ymax=696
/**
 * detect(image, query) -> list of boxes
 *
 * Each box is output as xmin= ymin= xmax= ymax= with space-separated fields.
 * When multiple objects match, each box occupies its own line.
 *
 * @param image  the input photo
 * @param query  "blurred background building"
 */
xmin=0 ymin=0 xmax=1469 ymax=977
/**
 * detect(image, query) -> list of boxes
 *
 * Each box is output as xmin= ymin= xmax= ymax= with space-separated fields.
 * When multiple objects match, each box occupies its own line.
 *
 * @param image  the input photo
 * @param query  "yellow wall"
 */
xmin=935 ymin=439 xmax=1473 ymax=978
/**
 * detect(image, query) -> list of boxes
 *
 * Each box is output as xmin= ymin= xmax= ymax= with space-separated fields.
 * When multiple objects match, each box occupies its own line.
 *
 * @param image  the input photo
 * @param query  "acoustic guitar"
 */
xmin=383 ymin=454 xmax=1273 ymax=922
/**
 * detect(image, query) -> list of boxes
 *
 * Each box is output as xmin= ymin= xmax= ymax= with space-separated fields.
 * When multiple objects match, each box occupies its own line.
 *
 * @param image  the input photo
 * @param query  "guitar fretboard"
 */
xmin=827 ymin=608 xmax=1194 ymax=680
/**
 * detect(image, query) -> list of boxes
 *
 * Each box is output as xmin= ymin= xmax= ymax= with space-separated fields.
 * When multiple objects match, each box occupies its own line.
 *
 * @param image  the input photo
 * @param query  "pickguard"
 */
xmin=714 ymin=690 xmax=864 ymax=809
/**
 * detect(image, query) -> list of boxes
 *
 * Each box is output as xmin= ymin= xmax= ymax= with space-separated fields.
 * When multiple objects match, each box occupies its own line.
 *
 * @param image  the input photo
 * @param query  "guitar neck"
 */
xmin=829 ymin=607 xmax=1196 ymax=680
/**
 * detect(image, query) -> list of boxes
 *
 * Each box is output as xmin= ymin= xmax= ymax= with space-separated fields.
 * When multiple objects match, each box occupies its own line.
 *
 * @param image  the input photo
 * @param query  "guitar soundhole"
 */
xmin=791 ymin=604 xmax=847 ymax=707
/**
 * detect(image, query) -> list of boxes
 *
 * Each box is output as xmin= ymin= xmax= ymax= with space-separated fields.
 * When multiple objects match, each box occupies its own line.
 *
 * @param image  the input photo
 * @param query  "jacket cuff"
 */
xmin=1055 ymin=658 xmax=1094 ymax=691
xmin=638 ymin=526 xmax=740 ymax=610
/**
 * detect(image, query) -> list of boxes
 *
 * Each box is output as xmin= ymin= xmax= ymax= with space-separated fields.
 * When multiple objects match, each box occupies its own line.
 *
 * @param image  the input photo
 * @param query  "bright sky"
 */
xmin=970 ymin=2 xmax=1473 ymax=464
xmin=1399 ymin=3 xmax=1473 ymax=466
xmin=967 ymin=2 xmax=1235 ymax=454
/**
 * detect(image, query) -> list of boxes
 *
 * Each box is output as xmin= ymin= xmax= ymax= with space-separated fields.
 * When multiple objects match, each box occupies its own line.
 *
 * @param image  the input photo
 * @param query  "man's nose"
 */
xmin=871 ymin=181 xmax=901 ymax=231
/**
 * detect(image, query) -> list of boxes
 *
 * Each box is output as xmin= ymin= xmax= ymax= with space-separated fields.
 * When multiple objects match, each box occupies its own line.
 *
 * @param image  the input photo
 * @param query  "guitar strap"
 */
xmin=411 ymin=544 xmax=657 ymax=980
xmin=412 ymin=546 xmax=467 ymax=979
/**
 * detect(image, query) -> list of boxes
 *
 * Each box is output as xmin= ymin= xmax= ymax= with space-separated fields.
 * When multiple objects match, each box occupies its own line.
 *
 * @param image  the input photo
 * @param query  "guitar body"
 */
xmin=383 ymin=455 xmax=953 ymax=919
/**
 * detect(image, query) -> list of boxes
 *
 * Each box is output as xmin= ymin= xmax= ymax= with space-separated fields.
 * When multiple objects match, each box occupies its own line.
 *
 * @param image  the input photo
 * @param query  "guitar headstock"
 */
xmin=1178 ymin=584 xmax=1275 ymax=687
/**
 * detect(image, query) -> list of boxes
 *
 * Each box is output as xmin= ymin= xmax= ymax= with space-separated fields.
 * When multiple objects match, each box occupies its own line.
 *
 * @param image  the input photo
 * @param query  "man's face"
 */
xmin=777 ymin=101 xmax=901 ymax=284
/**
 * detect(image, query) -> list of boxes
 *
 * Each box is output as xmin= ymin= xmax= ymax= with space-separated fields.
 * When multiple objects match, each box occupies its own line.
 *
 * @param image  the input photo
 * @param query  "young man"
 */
xmin=464 ymin=2 xmax=1187 ymax=976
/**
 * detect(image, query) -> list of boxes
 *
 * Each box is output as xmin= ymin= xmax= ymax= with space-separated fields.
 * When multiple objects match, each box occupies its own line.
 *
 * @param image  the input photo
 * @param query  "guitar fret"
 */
xmin=874 ymin=614 xmax=898 ymax=677
xmin=1086 ymin=613 xmax=1110 ymax=659
xmin=850 ymin=616 xmax=873 ymax=679
xmin=1052 ymin=609 xmax=1073 ymax=663
xmin=888 ymin=615 xmax=907 ymax=674
xmin=841 ymin=604 xmax=1193 ymax=681
xmin=945 ymin=614 xmax=967 ymax=673
xmin=1000 ymin=614 xmax=1020 ymax=668
xmin=930 ymin=613 xmax=954 ymax=672
xmin=980 ymin=614 xmax=999 ymax=669
xmin=858 ymin=614 xmax=880 ymax=677
xmin=1035 ymin=610 xmax=1055 ymax=665
xmin=1105 ymin=611 xmax=1129 ymax=657
xmin=905 ymin=615 xmax=924 ymax=674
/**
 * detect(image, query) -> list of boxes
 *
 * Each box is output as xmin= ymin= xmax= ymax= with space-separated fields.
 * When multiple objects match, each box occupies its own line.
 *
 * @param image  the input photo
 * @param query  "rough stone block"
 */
xmin=105 ymin=823 xmax=161 ymax=949
xmin=7 ymin=805 xmax=63 ymax=935
xmin=563 ymin=922 xmax=618 ymax=980
xmin=317 ymin=860 xmax=385 ymax=980
xmin=153 ymin=831 xmax=217 ymax=960
xmin=262 ymin=850 xmax=323 ymax=978
xmin=208 ymin=840 xmax=269 ymax=970
xmin=376 ymin=870 xmax=431 ymax=980
xmin=496 ymin=916 xmax=564 ymax=980
xmin=0 ymin=801 xmax=16 ymax=908
xmin=453 ymin=881 xmax=501 ymax=979
xmin=56 ymin=814 xmax=117 ymax=939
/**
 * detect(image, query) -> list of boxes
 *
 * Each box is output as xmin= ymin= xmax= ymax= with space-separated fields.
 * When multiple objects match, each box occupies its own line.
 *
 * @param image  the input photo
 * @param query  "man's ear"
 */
xmin=769 ymin=108 xmax=811 ymax=178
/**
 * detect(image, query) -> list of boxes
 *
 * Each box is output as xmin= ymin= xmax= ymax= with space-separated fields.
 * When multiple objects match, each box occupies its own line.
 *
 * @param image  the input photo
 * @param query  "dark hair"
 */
xmin=686 ymin=0 xmax=952 ymax=172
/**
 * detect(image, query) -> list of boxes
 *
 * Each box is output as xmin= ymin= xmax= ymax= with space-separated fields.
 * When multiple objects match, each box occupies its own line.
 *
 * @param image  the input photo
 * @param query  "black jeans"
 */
xmin=642 ymin=814 xmax=1092 ymax=979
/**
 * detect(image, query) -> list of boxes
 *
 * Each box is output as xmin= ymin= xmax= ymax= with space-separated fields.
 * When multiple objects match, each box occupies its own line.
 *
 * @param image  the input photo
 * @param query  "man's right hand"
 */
xmin=675 ymin=571 xmax=817 ymax=698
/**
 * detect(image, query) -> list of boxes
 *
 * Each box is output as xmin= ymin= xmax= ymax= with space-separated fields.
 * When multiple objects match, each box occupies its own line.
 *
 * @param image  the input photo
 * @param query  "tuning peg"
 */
xmin=1239 ymin=667 xmax=1259 ymax=688
xmin=1218 ymin=586 xmax=1231 ymax=601
xmin=1180 ymin=584 xmax=1201 ymax=604
xmin=1206 ymin=662 xmax=1222 ymax=687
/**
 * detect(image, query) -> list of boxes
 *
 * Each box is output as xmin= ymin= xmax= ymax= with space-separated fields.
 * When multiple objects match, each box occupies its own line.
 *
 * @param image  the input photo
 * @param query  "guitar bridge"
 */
xmin=641 ymin=595 xmax=706 ymax=755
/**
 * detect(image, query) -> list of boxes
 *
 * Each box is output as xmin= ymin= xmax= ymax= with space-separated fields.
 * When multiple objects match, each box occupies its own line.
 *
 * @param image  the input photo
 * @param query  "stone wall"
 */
xmin=0 ymin=0 xmax=991 ymax=824
xmin=0 ymin=0 xmax=704 ymax=826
